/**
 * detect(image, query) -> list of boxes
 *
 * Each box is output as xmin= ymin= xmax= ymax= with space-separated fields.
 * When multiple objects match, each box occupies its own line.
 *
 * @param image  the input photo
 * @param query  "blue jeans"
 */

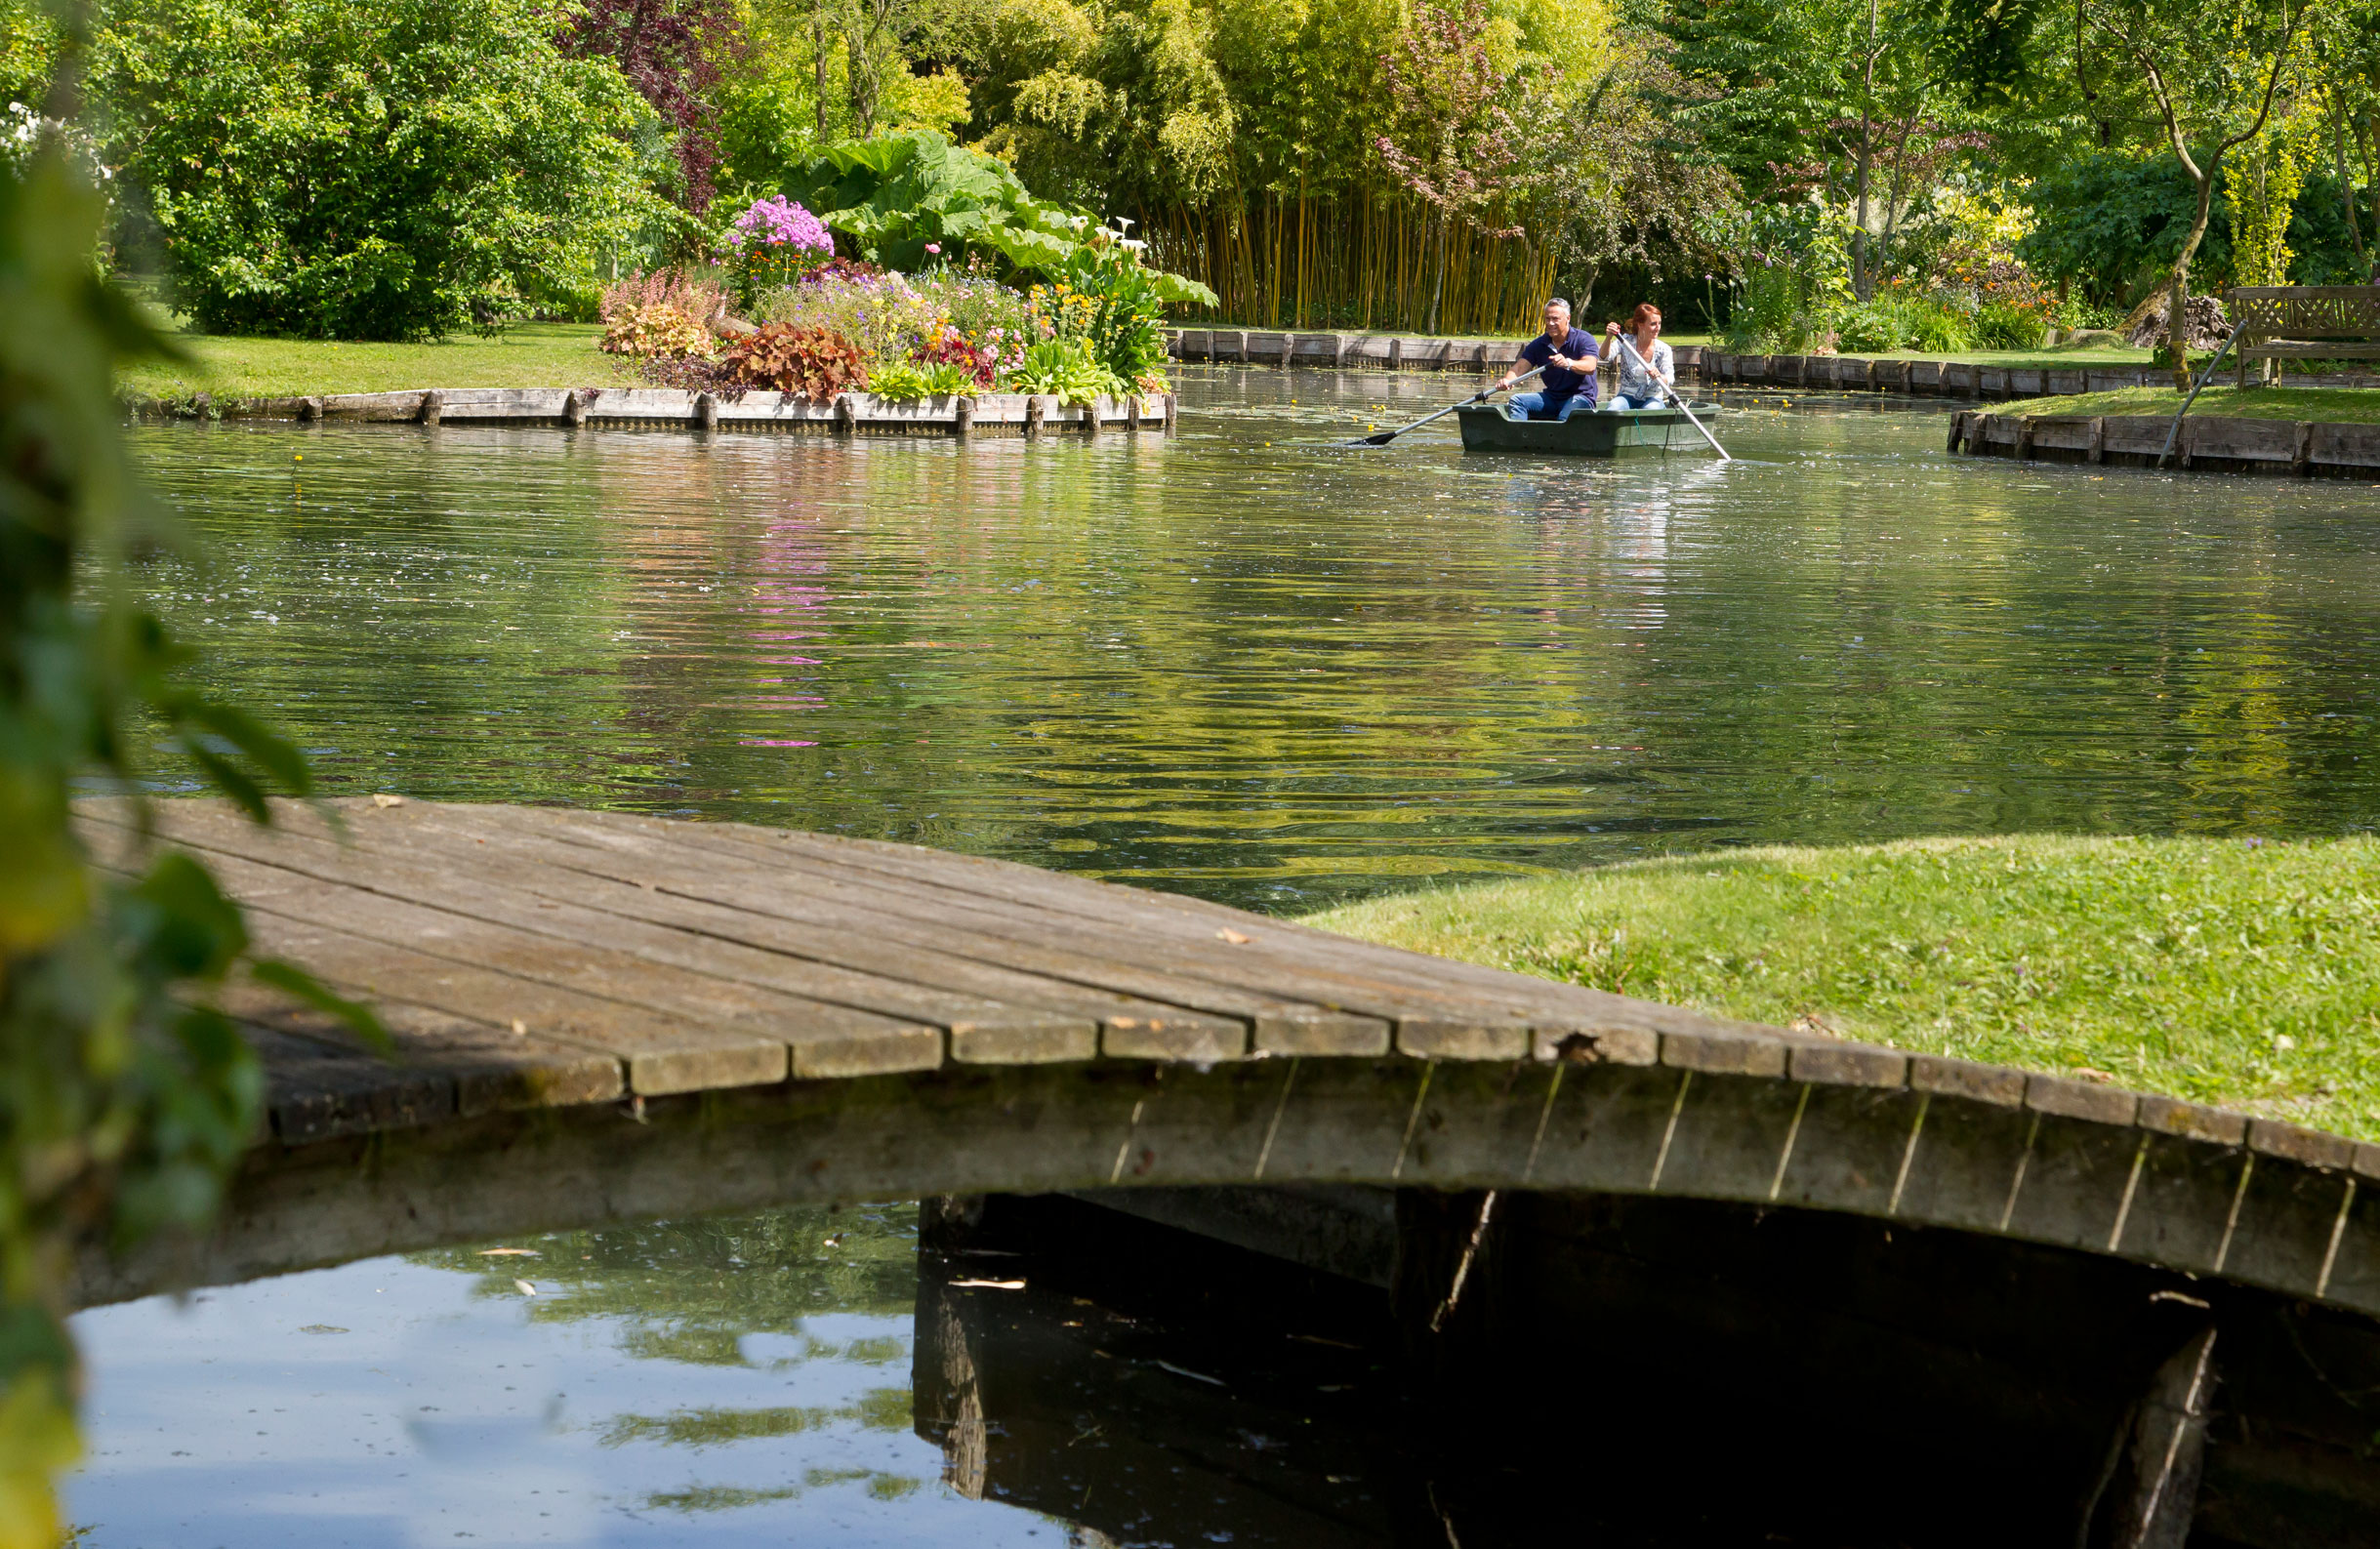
xmin=1602 ymin=393 xmax=1662 ymax=411
xmin=1506 ymin=390 xmax=1590 ymax=422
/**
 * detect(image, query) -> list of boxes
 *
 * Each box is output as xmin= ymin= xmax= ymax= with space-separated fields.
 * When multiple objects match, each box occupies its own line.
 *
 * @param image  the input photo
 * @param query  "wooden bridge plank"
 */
xmin=377 ymin=801 xmax=1399 ymax=1057
xmin=84 ymin=822 xmax=821 ymax=1093
xmin=622 ymin=809 xmax=1767 ymax=1045
xmin=463 ymin=804 xmax=1547 ymax=1059
xmin=121 ymin=800 xmax=1120 ymax=1067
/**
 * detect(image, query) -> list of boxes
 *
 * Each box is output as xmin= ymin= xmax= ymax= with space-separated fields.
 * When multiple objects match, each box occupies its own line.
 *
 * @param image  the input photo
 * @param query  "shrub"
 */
xmin=600 ymin=266 xmax=725 ymax=329
xmin=868 ymin=359 xmax=975 ymax=399
xmin=1907 ymin=303 xmax=1972 ymax=353
xmin=1973 ymin=300 xmax=2046 ymax=350
xmin=723 ymin=322 xmax=867 ymax=396
xmin=721 ymin=194 xmax=833 ymax=304
xmin=600 ymin=302 xmax=714 ymax=359
xmin=1004 ymin=337 xmax=1112 ymax=402
xmin=754 ymin=271 xmax=939 ymax=364
xmin=93 ymin=0 xmax=655 ymax=339
xmin=1832 ymin=300 xmax=1908 ymax=353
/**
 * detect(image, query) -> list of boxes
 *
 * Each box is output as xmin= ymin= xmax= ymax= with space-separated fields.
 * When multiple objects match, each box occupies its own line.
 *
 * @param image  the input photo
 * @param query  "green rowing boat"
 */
xmin=1454 ymin=401 xmax=1723 ymax=456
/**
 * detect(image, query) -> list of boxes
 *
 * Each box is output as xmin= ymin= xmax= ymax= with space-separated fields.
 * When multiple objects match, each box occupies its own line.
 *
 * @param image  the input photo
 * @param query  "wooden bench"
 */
xmin=2227 ymin=285 xmax=2380 ymax=386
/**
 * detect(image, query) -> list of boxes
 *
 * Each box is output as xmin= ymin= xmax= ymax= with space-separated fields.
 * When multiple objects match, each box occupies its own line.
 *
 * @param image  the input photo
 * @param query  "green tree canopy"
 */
xmin=93 ymin=0 xmax=657 ymax=338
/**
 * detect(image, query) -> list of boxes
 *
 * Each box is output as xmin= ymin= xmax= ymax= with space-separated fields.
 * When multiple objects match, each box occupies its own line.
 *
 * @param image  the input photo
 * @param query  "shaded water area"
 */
xmin=69 ymin=371 xmax=2380 ymax=1544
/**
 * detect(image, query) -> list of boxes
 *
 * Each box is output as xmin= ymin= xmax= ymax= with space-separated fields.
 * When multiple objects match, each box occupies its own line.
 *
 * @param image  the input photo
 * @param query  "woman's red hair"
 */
xmin=1631 ymin=303 xmax=1662 ymax=328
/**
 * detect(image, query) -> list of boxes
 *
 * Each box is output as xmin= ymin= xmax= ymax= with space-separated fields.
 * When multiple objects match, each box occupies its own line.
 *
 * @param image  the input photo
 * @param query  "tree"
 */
xmin=93 ymin=0 xmax=656 ymax=339
xmin=558 ymin=0 xmax=739 ymax=211
xmin=2078 ymin=0 xmax=2318 ymax=384
xmin=1375 ymin=0 xmax=1550 ymax=333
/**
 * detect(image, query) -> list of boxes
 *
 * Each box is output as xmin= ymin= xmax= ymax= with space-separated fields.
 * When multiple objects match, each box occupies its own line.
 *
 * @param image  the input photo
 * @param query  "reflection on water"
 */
xmin=128 ymin=371 xmax=2380 ymax=911
xmin=65 ymin=1206 xmax=1073 ymax=1546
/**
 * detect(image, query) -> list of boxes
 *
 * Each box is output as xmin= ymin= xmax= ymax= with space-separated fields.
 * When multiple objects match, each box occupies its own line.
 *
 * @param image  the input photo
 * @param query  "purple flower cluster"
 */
xmin=726 ymin=195 xmax=832 ymax=254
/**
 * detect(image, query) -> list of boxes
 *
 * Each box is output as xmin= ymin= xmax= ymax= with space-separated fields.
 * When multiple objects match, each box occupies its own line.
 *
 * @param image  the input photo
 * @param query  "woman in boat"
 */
xmin=1601 ymin=304 xmax=1674 ymax=410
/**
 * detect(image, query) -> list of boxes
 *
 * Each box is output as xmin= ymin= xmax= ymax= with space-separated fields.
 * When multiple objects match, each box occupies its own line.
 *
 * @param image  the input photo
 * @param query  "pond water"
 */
xmin=123 ymin=367 xmax=2380 ymax=914
xmin=70 ymin=368 xmax=2380 ymax=1544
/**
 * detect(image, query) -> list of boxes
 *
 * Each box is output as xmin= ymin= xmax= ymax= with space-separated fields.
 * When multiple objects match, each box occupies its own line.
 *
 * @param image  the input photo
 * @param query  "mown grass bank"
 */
xmin=1308 ymin=836 xmax=2380 ymax=1140
xmin=1999 ymin=385 xmax=2380 ymax=424
xmin=118 ymin=323 xmax=621 ymax=400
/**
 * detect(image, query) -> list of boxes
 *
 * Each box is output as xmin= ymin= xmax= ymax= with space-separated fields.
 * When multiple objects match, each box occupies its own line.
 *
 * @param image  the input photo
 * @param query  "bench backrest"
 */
xmin=2226 ymin=286 xmax=2380 ymax=342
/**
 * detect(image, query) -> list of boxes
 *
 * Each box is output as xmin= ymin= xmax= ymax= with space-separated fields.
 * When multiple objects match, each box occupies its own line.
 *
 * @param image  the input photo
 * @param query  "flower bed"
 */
xmin=597 ymin=196 xmax=1177 ymax=407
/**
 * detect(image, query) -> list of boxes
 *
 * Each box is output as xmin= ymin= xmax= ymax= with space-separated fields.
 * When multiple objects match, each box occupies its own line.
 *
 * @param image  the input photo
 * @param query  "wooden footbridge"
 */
xmin=69 ymin=798 xmax=2380 ymax=1325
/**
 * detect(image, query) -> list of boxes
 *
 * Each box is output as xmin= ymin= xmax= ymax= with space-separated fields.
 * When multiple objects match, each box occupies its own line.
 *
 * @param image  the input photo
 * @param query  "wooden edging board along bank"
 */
xmin=1161 ymin=331 xmax=2178 ymax=409
xmin=1948 ymin=408 xmax=2380 ymax=477
xmin=1165 ymin=327 xmax=1708 ymax=378
xmin=125 ymin=386 xmax=1178 ymax=439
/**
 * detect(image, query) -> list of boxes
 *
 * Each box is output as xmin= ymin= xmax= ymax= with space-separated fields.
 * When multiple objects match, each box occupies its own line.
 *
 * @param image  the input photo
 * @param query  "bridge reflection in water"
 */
xmin=65 ymin=797 xmax=2380 ymax=1546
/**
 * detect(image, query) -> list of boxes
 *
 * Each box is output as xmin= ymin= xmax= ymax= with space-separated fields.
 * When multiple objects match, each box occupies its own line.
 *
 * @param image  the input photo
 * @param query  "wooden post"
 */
xmin=2177 ymin=416 xmax=2195 ymax=470
xmin=1281 ymin=333 xmax=1295 ymax=369
xmin=1163 ymin=392 xmax=1177 ymax=433
xmin=2015 ymin=415 xmax=2036 ymax=461
xmin=1124 ymin=395 xmax=1141 ymax=436
xmin=418 ymin=390 xmax=442 ymax=427
xmin=2292 ymin=421 xmax=2314 ymax=477
xmin=1388 ymin=337 xmax=1402 ymax=370
xmin=1235 ymin=330 xmax=1250 ymax=362
xmin=1947 ymin=411 xmax=1967 ymax=454
xmin=2088 ymin=416 xmax=2107 ymax=465
xmin=832 ymin=393 xmax=854 ymax=434
xmin=1897 ymin=360 xmax=1914 ymax=394
xmin=298 ymin=395 xmax=323 ymax=423
xmin=953 ymin=395 xmax=974 ymax=440
xmin=1334 ymin=335 xmax=1352 ymax=368
xmin=561 ymin=390 xmax=585 ymax=428
xmin=1082 ymin=397 xmax=1099 ymax=439
xmin=695 ymin=391 xmax=719 ymax=431
xmin=1024 ymin=394 xmax=1045 ymax=441
xmin=1864 ymin=360 xmax=1880 ymax=392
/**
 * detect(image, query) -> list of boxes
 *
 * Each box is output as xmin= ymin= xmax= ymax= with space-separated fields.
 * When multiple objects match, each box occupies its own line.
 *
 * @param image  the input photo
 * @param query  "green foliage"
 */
xmin=781 ymin=128 xmax=1216 ymax=305
xmin=3 ymin=134 xmax=370 ymax=1544
xmin=1003 ymin=335 xmax=1110 ymax=400
xmin=91 ymin=0 xmax=657 ymax=339
xmin=2017 ymin=152 xmax=2234 ymax=309
xmin=1972 ymin=297 xmax=2046 ymax=348
xmin=861 ymin=358 xmax=971 ymax=397
xmin=1311 ymin=835 xmax=2380 ymax=1139
xmin=1907 ymin=301 xmax=1972 ymax=351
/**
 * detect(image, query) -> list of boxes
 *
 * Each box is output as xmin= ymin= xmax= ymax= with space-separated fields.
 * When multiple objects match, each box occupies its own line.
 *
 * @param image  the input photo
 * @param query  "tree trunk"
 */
xmin=1850 ymin=0 xmax=1879 ymax=301
xmin=2336 ymin=99 xmax=2367 ymax=272
xmin=2168 ymin=170 xmax=2216 ymax=392
xmin=1427 ymin=212 xmax=1448 ymax=336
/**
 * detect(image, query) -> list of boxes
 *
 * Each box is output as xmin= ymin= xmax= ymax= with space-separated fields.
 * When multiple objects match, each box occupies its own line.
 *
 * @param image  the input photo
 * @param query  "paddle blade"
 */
xmin=1353 ymin=429 xmax=1400 ymax=446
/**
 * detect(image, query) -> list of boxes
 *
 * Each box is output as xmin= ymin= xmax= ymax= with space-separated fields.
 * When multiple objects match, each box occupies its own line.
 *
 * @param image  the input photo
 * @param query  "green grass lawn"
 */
xmin=1997 ymin=384 xmax=2380 ymax=425
xmin=118 ymin=322 xmax=625 ymax=400
xmin=1307 ymin=835 xmax=2380 ymax=1139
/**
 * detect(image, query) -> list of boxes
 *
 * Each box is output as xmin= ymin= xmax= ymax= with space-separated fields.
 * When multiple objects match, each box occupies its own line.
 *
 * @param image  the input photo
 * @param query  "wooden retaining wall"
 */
xmin=1948 ymin=409 xmax=2380 ymax=476
xmin=1163 ymin=328 xmax=1708 ymax=378
xmin=1699 ymin=352 xmax=2170 ymax=399
xmin=130 ymin=387 xmax=1176 ymax=438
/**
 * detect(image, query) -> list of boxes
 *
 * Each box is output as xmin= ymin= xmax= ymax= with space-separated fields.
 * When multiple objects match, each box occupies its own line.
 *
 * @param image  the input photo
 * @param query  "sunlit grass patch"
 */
xmin=1998 ymin=385 xmax=2380 ymax=425
xmin=118 ymin=322 xmax=624 ymax=399
xmin=1307 ymin=835 xmax=2380 ymax=1138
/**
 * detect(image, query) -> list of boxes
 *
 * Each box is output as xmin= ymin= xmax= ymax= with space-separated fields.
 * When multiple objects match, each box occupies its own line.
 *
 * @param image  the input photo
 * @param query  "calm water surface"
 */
xmin=70 ymin=370 xmax=2380 ymax=1544
xmin=122 ymin=368 xmax=2380 ymax=911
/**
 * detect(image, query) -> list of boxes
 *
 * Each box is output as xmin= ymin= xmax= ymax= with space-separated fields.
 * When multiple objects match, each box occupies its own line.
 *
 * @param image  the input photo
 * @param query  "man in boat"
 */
xmin=1494 ymin=298 xmax=1598 ymax=420
xmin=1601 ymin=304 xmax=1675 ymax=410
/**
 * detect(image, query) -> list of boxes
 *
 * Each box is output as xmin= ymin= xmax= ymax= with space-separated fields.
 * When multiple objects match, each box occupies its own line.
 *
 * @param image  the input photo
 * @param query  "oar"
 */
xmin=1611 ymin=334 xmax=1729 ymax=461
xmin=1350 ymin=364 xmax=1543 ymax=447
